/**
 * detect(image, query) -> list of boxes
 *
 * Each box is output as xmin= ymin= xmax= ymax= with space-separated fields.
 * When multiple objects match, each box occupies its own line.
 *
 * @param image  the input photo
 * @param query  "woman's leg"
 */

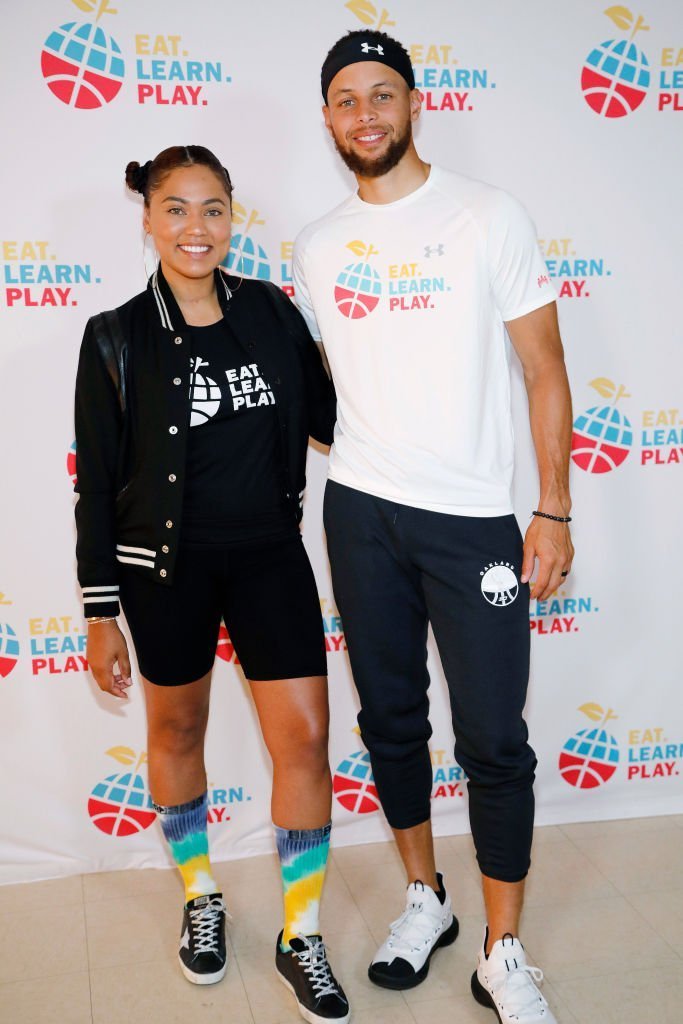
xmin=249 ymin=675 xmax=332 ymax=947
xmin=142 ymin=671 xmax=218 ymax=902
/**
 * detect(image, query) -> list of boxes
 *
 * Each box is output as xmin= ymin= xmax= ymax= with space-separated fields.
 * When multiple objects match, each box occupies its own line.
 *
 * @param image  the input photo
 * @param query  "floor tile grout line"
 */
xmin=80 ymin=874 xmax=96 ymax=1024
xmin=561 ymin=831 xmax=683 ymax=915
xmin=231 ymin=948 xmax=258 ymax=1024
xmin=617 ymin=886 xmax=683 ymax=960
xmin=554 ymin=823 xmax=630 ymax=898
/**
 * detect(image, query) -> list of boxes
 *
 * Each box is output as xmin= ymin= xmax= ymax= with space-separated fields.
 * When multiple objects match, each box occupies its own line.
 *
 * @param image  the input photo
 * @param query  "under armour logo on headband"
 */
xmin=361 ymin=42 xmax=384 ymax=54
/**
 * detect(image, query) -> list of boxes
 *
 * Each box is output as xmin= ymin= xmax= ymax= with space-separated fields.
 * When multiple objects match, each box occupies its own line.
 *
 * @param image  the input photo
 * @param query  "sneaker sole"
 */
xmin=471 ymin=971 xmax=503 ymax=1022
xmin=179 ymin=955 xmax=227 ymax=986
xmin=275 ymin=966 xmax=351 ymax=1024
xmin=367 ymin=914 xmax=460 ymax=991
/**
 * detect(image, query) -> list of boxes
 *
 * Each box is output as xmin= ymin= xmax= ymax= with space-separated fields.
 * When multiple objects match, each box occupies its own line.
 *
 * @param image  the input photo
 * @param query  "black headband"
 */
xmin=321 ymin=36 xmax=415 ymax=102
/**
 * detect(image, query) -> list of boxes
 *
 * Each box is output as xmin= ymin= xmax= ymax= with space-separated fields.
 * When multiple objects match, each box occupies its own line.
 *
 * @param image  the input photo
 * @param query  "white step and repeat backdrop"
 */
xmin=1 ymin=0 xmax=682 ymax=883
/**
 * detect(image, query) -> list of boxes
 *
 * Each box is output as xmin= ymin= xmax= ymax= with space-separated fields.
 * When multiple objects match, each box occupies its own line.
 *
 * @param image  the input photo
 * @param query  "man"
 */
xmin=293 ymin=29 xmax=574 ymax=1024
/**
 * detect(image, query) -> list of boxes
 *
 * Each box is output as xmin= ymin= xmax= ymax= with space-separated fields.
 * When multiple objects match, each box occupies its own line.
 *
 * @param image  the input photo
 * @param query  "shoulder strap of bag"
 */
xmin=90 ymin=308 xmax=127 ymax=415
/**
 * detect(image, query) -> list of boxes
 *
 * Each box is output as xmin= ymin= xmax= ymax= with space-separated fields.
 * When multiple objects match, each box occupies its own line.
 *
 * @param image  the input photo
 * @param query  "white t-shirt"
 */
xmin=293 ymin=166 xmax=556 ymax=515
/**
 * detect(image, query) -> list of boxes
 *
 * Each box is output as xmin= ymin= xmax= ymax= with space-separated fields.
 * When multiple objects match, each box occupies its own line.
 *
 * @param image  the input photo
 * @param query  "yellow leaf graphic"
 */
xmin=347 ymin=240 xmax=368 ymax=257
xmin=71 ymin=0 xmax=98 ymax=13
xmin=578 ymin=702 xmax=605 ymax=722
xmin=346 ymin=0 xmax=378 ymax=26
xmin=106 ymin=745 xmax=137 ymax=766
xmin=589 ymin=377 xmax=616 ymax=399
xmin=97 ymin=0 xmax=118 ymax=16
xmin=377 ymin=8 xmax=396 ymax=30
xmin=352 ymin=725 xmax=362 ymax=736
xmin=231 ymin=201 xmax=247 ymax=226
xmin=630 ymin=14 xmax=650 ymax=37
xmin=604 ymin=6 xmax=634 ymax=31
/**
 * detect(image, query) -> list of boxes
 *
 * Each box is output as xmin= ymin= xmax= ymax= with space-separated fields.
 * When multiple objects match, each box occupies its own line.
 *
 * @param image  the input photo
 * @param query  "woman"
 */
xmin=75 ymin=146 xmax=349 ymax=1024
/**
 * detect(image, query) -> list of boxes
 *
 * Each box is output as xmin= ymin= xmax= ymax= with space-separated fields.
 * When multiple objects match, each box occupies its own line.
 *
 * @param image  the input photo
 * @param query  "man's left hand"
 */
xmin=521 ymin=516 xmax=574 ymax=601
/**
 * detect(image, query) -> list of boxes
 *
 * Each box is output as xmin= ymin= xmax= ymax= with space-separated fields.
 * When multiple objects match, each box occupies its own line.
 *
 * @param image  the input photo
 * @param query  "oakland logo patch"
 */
xmin=480 ymin=562 xmax=519 ymax=607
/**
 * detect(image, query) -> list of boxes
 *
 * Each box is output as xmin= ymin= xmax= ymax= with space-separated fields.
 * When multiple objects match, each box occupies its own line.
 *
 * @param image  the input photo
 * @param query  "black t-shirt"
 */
xmin=181 ymin=319 xmax=297 ymax=545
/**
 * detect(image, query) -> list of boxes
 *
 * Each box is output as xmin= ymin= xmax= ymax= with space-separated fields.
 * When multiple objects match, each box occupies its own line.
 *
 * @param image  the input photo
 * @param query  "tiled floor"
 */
xmin=2 ymin=815 xmax=683 ymax=1023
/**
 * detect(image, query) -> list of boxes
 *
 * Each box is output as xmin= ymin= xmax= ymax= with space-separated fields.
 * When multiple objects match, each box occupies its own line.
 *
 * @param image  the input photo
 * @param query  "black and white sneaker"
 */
xmin=275 ymin=931 xmax=350 ymax=1024
xmin=368 ymin=876 xmax=459 ymax=989
xmin=472 ymin=931 xmax=557 ymax=1023
xmin=178 ymin=893 xmax=228 ymax=985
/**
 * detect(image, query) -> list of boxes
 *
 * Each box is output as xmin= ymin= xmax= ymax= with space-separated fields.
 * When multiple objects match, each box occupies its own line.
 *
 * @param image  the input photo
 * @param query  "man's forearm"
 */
xmin=524 ymin=358 xmax=573 ymax=516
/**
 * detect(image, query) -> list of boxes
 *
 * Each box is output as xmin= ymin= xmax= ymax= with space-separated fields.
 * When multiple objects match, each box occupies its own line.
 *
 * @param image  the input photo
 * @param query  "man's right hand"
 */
xmin=87 ymin=620 xmax=132 ymax=699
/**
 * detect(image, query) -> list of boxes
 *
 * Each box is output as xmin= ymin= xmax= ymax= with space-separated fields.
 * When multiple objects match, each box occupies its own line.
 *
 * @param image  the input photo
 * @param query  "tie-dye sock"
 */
xmin=153 ymin=792 xmax=218 ymax=903
xmin=275 ymin=821 xmax=331 ymax=951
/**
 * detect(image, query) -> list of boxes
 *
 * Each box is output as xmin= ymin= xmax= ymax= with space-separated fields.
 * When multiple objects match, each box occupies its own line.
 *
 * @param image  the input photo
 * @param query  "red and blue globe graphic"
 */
xmin=559 ymin=727 xmax=620 ymax=789
xmin=224 ymin=235 xmax=271 ymax=280
xmin=67 ymin=440 xmax=77 ymax=487
xmin=41 ymin=22 xmax=125 ymax=110
xmin=333 ymin=751 xmax=381 ymax=814
xmin=571 ymin=405 xmax=632 ymax=474
xmin=581 ymin=39 xmax=650 ymax=118
xmin=334 ymin=263 xmax=382 ymax=319
xmin=0 ymin=623 xmax=20 ymax=678
xmin=88 ymin=771 xmax=157 ymax=836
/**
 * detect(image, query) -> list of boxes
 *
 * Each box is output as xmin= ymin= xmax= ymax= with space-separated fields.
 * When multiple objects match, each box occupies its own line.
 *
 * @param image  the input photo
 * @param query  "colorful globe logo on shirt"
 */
xmin=224 ymin=235 xmax=271 ymax=281
xmin=67 ymin=440 xmax=77 ymax=487
xmin=334 ymin=263 xmax=382 ymax=319
xmin=581 ymin=39 xmax=650 ymax=117
xmin=0 ymin=624 xmax=20 ymax=678
xmin=559 ymin=727 xmax=620 ymax=789
xmin=333 ymin=751 xmax=381 ymax=814
xmin=571 ymin=405 xmax=633 ymax=474
xmin=88 ymin=771 xmax=157 ymax=836
xmin=41 ymin=22 xmax=125 ymax=109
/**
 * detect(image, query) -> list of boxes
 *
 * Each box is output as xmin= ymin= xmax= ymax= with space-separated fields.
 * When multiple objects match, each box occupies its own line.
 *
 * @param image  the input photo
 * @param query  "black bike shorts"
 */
xmin=119 ymin=535 xmax=327 ymax=685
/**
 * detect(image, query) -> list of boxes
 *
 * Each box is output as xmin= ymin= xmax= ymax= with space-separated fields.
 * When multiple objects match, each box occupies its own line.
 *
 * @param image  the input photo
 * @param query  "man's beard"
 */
xmin=334 ymin=122 xmax=412 ymax=178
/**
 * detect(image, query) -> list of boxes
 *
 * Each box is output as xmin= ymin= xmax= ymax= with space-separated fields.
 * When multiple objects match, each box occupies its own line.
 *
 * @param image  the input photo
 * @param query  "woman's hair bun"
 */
xmin=125 ymin=160 xmax=152 ymax=196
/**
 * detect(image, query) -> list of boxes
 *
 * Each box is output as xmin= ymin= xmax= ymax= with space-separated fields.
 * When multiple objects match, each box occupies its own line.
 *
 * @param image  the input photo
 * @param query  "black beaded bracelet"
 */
xmin=532 ymin=510 xmax=572 ymax=523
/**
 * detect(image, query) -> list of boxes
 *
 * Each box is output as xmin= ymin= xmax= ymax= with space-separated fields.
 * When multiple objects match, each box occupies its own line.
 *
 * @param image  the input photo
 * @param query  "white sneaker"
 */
xmin=368 ymin=875 xmax=459 ymax=990
xmin=471 ymin=931 xmax=557 ymax=1023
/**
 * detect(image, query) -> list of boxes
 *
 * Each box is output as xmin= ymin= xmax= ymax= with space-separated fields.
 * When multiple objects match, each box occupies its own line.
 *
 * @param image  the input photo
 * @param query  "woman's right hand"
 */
xmin=87 ymin=620 xmax=132 ymax=699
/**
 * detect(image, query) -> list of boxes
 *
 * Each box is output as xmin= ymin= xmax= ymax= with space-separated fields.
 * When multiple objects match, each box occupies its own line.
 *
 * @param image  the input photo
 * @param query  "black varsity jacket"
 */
xmin=74 ymin=267 xmax=336 ymax=618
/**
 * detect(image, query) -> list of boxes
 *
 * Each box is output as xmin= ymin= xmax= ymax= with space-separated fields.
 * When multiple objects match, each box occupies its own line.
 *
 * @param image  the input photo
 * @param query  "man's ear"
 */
xmin=323 ymin=104 xmax=334 ymax=139
xmin=410 ymin=88 xmax=423 ymax=122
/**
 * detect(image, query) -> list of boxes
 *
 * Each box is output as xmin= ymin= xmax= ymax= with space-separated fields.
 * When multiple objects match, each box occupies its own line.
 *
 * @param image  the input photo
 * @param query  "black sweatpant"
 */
xmin=324 ymin=480 xmax=536 ymax=883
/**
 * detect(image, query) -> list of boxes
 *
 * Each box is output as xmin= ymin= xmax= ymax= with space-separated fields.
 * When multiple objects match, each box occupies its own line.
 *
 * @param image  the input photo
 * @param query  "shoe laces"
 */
xmin=490 ymin=959 xmax=548 ymax=1019
xmin=388 ymin=896 xmax=441 ymax=953
xmin=188 ymin=896 xmax=227 ymax=955
xmin=292 ymin=934 xmax=340 ymax=998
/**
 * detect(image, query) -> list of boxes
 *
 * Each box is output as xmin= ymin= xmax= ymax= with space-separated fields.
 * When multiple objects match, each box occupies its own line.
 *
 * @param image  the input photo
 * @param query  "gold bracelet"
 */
xmin=86 ymin=616 xmax=117 ymax=624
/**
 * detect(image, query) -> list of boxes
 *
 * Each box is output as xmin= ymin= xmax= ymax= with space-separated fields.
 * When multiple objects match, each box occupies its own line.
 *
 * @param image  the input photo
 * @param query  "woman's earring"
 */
xmin=143 ymin=231 xmax=159 ymax=279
